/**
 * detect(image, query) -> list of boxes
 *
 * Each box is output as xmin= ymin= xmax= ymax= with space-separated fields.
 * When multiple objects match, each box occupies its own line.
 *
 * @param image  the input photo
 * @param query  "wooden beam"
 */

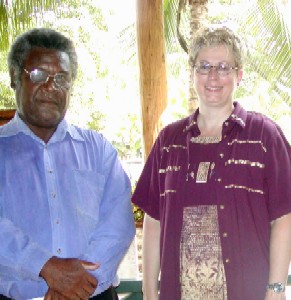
xmin=0 ymin=109 xmax=16 ymax=126
xmin=136 ymin=0 xmax=167 ymax=158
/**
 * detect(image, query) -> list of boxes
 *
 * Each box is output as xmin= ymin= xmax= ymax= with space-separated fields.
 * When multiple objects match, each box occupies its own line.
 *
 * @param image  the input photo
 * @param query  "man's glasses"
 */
xmin=23 ymin=68 xmax=72 ymax=89
xmin=194 ymin=61 xmax=238 ymax=76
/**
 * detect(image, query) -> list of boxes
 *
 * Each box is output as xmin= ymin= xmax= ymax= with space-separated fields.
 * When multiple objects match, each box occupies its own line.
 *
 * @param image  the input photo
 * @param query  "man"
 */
xmin=0 ymin=28 xmax=135 ymax=300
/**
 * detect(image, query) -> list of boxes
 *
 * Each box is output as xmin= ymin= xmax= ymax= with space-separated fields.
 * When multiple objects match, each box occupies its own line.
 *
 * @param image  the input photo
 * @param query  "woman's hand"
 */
xmin=264 ymin=290 xmax=286 ymax=300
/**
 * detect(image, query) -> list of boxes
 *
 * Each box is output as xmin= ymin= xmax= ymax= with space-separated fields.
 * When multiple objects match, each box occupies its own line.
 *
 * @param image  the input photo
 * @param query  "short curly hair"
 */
xmin=7 ymin=28 xmax=78 ymax=86
xmin=189 ymin=26 xmax=244 ymax=69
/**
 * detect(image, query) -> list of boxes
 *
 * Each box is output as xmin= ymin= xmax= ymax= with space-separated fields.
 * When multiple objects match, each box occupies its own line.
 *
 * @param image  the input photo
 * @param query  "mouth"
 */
xmin=36 ymin=94 xmax=59 ymax=105
xmin=39 ymin=99 xmax=59 ymax=106
xmin=205 ymin=86 xmax=223 ymax=92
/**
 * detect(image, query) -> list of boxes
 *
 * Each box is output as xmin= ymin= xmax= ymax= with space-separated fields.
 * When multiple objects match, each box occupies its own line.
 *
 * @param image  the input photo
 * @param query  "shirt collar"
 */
xmin=228 ymin=101 xmax=247 ymax=128
xmin=0 ymin=112 xmax=84 ymax=144
xmin=183 ymin=101 xmax=247 ymax=134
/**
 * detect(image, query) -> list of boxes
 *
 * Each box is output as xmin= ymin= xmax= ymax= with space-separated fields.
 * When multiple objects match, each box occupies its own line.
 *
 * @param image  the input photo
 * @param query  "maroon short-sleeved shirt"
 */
xmin=132 ymin=102 xmax=291 ymax=300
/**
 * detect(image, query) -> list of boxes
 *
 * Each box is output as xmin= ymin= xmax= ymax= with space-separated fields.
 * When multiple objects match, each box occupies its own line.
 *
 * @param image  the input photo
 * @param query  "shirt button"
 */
xmin=51 ymin=192 xmax=56 ymax=198
xmin=217 ymin=178 xmax=222 ymax=182
xmin=220 ymin=205 xmax=225 ymax=210
xmin=219 ymin=153 xmax=224 ymax=158
xmin=225 ymin=258 xmax=230 ymax=263
xmin=56 ymin=219 xmax=60 ymax=225
xmin=223 ymin=232 xmax=228 ymax=237
xmin=48 ymin=169 xmax=53 ymax=173
xmin=57 ymin=248 xmax=61 ymax=254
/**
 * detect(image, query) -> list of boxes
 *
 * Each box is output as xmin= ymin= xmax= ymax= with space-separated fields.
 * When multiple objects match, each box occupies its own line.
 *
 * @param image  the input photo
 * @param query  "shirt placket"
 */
xmin=214 ymin=121 xmax=234 ymax=269
xmin=43 ymin=144 xmax=63 ymax=256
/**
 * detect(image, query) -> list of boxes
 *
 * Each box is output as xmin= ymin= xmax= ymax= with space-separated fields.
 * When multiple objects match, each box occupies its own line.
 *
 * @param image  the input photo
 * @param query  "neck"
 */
xmin=18 ymin=113 xmax=60 ymax=143
xmin=24 ymin=120 xmax=57 ymax=143
xmin=197 ymin=103 xmax=233 ymax=137
xmin=32 ymin=127 xmax=56 ymax=143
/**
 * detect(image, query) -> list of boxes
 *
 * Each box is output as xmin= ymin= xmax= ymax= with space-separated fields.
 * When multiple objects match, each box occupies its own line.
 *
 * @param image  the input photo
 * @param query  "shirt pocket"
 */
xmin=70 ymin=169 xmax=105 ymax=236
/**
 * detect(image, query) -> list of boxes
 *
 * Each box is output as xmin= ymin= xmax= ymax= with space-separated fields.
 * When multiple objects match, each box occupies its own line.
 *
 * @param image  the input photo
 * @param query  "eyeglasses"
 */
xmin=194 ymin=61 xmax=238 ymax=76
xmin=23 ymin=68 xmax=72 ymax=89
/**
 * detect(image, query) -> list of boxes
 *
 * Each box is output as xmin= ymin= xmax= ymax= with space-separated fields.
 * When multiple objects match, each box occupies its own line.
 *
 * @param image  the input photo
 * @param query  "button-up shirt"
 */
xmin=132 ymin=102 xmax=291 ymax=300
xmin=0 ymin=113 xmax=135 ymax=299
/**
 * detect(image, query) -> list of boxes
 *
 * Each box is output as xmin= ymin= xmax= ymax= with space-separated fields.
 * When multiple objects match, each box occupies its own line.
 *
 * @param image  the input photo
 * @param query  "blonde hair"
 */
xmin=189 ymin=26 xmax=244 ymax=69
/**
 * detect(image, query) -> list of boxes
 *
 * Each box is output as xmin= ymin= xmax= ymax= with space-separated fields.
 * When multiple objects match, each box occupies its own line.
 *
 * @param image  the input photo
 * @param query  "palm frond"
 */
xmin=241 ymin=0 xmax=291 ymax=104
xmin=164 ymin=0 xmax=181 ymax=52
xmin=0 ymin=0 xmax=58 ymax=52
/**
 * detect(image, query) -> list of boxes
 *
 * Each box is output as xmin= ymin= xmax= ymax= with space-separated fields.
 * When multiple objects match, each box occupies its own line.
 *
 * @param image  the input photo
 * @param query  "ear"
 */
xmin=9 ymin=68 xmax=16 ymax=89
xmin=237 ymin=69 xmax=243 ymax=86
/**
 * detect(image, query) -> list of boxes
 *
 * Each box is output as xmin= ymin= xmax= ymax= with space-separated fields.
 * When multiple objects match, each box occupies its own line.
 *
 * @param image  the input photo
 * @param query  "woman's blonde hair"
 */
xmin=189 ymin=26 xmax=244 ymax=69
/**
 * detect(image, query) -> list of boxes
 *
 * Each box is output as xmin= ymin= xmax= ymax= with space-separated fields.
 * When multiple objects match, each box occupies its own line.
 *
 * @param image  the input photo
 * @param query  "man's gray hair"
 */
xmin=8 ymin=28 xmax=78 ymax=85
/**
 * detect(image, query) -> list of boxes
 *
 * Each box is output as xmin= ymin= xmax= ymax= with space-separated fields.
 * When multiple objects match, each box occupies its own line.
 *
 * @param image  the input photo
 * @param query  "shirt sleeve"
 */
xmin=264 ymin=123 xmax=291 ymax=220
xmin=132 ymin=134 xmax=162 ymax=220
xmin=0 ymin=218 xmax=52 ymax=281
xmin=79 ymin=141 xmax=135 ymax=292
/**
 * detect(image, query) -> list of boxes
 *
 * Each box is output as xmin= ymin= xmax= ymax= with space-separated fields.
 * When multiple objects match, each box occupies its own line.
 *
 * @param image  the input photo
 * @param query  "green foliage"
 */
xmin=87 ymin=110 xmax=106 ymax=132
xmin=111 ymin=113 xmax=142 ymax=160
xmin=1 ymin=0 xmax=290 ymax=150
xmin=0 ymin=0 xmax=142 ymax=155
xmin=0 ymin=0 xmax=57 ymax=52
xmin=163 ymin=0 xmax=291 ymax=141
xmin=239 ymin=0 xmax=291 ymax=106
xmin=0 ymin=50 xmax=15 ymax=109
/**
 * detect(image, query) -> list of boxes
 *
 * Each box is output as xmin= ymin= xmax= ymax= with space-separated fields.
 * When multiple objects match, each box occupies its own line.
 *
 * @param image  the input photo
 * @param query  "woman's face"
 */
xmin=193 ymin=45 xmax=243 ymax=109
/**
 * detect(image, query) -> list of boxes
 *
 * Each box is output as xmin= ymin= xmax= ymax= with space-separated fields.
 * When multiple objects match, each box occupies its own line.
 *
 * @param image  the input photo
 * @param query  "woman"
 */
xmin=132 ymin=27 xmax=291 ymax=300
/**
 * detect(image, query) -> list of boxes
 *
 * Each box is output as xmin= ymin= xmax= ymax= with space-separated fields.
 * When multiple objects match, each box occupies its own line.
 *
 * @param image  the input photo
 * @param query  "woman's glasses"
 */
xmin=194 ymin=61 xmax=238 ymax=76
xmin=23 ymin=68 xmax=72 ymax=89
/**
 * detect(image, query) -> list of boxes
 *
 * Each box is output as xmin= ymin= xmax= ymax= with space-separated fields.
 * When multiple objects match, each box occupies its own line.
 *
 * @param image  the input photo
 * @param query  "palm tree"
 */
xmin=164 ymin=0 xmax=291 ymax=114
xmin=241 ymin=1 xmax=291 ymax=106
xmin=1 ymin=0 xmax=290 ymax=153
xmin=0 ymin=0 xmax=57 ymax=52
xmin=0 ymin=0 xmax=59 ymax=108
xmin=0 ymin=0 xmax=166 ymax=158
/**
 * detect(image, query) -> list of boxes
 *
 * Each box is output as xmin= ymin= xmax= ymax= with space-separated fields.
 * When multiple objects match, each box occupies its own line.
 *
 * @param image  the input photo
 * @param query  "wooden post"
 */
xmin=136 ymin=0 xmax=167 ymax=158
xmin=0 ymin=109 xmax=16 ymax=126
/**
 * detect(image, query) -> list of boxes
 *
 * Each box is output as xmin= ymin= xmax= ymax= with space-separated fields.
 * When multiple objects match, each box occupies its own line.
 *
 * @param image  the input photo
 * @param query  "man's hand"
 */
xmin=44 ymin=288 xmax=69 ymax=300
xmin=40 ymin=256 xmax=99 ymax=300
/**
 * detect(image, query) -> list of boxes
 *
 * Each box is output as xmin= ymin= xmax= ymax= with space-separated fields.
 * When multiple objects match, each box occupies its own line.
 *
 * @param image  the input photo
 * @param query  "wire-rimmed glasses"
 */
xmin=23 ymin=68 xmax=72 ymax=89
xmin=194 ymin=61 xmax=238 ymax=76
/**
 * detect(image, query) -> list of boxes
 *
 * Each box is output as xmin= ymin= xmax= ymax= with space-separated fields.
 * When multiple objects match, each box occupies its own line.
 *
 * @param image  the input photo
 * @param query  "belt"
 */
xmin=0 ymin=286 xmax=119 ymax=300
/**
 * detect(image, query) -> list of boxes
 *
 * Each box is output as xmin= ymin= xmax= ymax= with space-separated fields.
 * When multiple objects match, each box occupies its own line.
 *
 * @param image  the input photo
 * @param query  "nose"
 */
xmin=208 ymin=66 xmax=219 ymax=78
xmin=42 ymin=76 xmax=57 ymax=90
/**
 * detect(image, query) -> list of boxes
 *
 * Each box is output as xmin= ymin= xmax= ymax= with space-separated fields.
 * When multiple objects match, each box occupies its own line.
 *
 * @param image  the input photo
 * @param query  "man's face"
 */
xmin=15 ymin=47 xmax=72 ymax=131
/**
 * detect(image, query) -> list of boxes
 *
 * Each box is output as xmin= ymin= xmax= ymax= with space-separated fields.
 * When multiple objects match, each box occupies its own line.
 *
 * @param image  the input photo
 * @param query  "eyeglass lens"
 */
xmin=195 ymin=61 xmax=236 ymax=75
xmin=25 ymin=69 xmax=71 ymax=89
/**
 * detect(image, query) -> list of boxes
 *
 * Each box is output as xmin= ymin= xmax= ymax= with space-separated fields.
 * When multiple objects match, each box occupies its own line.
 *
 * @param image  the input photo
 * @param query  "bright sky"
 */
xmin=97 ymin=0 xmax=136 ymax=31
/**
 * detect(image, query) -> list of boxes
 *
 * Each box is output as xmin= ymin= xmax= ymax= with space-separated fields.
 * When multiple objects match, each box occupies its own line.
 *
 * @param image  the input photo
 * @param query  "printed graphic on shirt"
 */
xmin=180 ymin=205 xmax=227 ymax=300
xmin=196 ymin=162 xmax=211 ymax=183
xmin=191 ymin=136 xmax=222 ymax=144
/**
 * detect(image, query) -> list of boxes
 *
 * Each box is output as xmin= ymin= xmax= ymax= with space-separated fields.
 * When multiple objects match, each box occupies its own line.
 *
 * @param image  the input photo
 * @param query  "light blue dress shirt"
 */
xmin=0 ymin=113 xmax=135 ymax=299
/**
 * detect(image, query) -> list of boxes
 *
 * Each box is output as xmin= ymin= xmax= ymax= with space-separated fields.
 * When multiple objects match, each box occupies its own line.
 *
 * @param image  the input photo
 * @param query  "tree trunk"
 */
xmin=188 ymin=0 xmax=208 ymax=113
xmin=136 ymin=0 xmax=168 ymax=158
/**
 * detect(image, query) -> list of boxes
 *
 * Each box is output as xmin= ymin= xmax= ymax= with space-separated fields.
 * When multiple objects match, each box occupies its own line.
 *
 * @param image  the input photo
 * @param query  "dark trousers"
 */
xmin=92 ymin=287 xmax=119 ymax=300
xmin=0 ymin=286 xmax=119 ymax=300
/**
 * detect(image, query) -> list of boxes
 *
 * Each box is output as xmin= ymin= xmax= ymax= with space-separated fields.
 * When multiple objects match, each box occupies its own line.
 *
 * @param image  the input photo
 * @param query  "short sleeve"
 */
xmin=132 ymin=135 xmax=162 ymax=220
